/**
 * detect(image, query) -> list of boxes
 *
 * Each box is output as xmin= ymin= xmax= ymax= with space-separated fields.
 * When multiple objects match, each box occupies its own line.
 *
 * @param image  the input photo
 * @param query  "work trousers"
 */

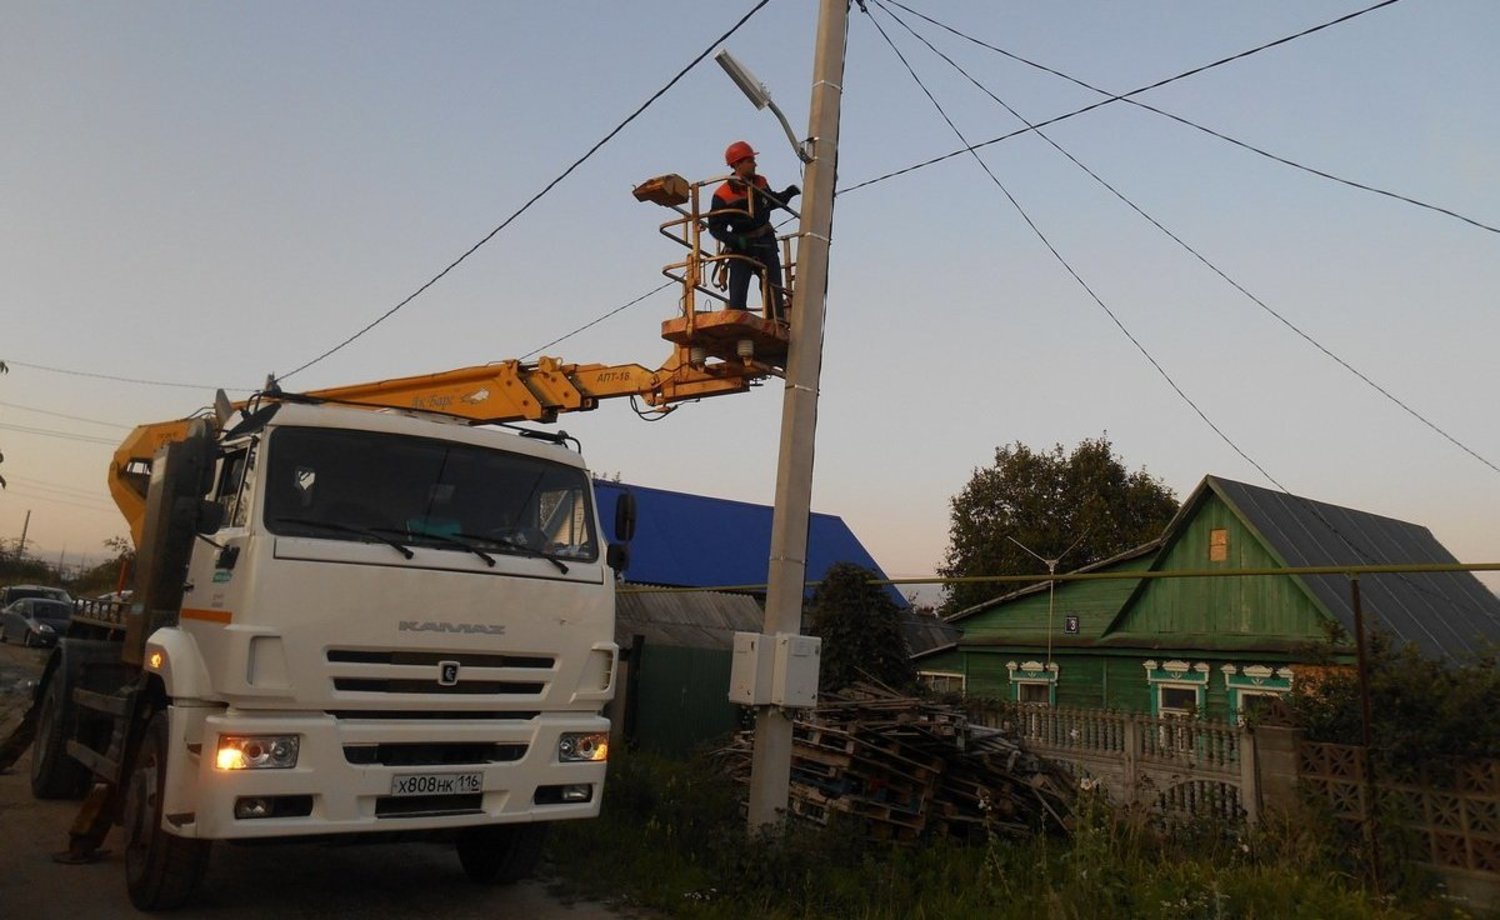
xmin=727 ymin=239 xmax=786 ymax=321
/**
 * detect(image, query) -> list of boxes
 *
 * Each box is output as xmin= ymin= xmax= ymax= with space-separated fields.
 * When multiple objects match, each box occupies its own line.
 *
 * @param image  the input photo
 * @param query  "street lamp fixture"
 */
xmin=715 ymin=49 xmax=813 ymax=163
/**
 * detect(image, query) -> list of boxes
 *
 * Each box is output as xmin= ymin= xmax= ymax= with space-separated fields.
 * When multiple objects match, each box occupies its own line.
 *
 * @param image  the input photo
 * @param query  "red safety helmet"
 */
xmin=724 ymin=140 xmax=757 ymax=166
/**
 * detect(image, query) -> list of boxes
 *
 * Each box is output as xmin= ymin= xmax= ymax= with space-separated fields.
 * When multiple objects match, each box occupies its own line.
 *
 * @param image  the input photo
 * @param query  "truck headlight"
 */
xmin=557 ymin=732 xmax=608 ymax=763
xmin=37 ymin=623 xmax=55 ymax=634
xmin=216 ymin=735 xmax=300 ymax=770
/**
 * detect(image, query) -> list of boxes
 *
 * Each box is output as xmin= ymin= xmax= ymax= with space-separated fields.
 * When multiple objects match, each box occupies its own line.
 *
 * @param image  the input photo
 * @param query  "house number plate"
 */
xmin=391 ymin=772 xmax=483 ymax=797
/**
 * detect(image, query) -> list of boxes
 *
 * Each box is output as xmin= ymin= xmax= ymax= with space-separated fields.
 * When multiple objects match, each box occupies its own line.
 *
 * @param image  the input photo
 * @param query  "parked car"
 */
xmin=0 ymin=597 xmax=74 ymax=647
xmin=0 ymin=583 xmax=73 ymax=607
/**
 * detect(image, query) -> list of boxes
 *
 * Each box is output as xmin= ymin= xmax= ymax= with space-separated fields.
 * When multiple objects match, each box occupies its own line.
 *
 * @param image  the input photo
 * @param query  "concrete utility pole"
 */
xmin=746 ymin=0 xmax=849 ymax=831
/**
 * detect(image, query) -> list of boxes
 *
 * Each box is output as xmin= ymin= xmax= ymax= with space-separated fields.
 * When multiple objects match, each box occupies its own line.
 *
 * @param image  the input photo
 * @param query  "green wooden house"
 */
xmin=917 ymin=475 xmax=1500 ymax=721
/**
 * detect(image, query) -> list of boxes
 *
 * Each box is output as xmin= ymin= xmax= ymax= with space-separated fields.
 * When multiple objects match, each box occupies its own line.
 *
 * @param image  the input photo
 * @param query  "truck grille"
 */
xmin=326 ymin=648 xmax=554 ymax=698
xmin=344 ymin=742 xmax=527 ymax=767
xmin=327 ymin=650 xmax=555 ymax=669
xmin=332 ymin=678 xmax=544 ymax=695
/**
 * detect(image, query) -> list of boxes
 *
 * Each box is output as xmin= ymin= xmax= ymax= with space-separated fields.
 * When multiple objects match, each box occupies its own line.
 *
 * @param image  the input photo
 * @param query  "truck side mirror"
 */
xmin=606 ymin=543 xmax=630 ymax=573
xmin=613 ymin=491 xmax=637 ymax=543
xmin=196 ymin=501 xmax=225 ymax=535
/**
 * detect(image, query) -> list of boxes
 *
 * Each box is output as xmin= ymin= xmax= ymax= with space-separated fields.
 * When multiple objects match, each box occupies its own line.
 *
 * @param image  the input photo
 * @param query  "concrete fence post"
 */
xmin=1238 ymin=724 xmax=1260 ymax=826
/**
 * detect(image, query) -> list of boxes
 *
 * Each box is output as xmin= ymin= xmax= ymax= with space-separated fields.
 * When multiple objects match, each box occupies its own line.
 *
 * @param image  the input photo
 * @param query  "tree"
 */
xmin=68 ymin=535 xmax=135 ymax=597
xmin=806 ymin=562 xmax=915 ymax=695
xmin=939 ymin=436 xmax=1178 ymax=615
xmin=1288 ymin=632 xmax=1500 ymax=777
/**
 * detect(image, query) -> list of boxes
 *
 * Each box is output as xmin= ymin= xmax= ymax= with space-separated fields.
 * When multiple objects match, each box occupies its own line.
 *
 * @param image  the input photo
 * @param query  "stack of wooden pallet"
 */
xmin=717 ymin=683 xmax=1074 ymax=841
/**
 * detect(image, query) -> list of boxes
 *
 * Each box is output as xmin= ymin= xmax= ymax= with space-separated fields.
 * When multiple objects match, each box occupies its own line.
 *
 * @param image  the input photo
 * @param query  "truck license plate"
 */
xmin=390 ymin=772 xmax=483 ymax=797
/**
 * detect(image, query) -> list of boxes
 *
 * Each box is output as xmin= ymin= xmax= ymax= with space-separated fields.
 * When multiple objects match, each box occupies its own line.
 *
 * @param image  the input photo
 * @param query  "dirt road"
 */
xmin=0 ymin=643 xmax=645 ymax=919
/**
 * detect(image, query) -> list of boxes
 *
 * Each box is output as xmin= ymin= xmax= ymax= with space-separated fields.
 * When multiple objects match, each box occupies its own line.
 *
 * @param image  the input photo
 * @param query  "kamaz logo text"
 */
xmin=398 ymin=621 xmax=505 ymax=635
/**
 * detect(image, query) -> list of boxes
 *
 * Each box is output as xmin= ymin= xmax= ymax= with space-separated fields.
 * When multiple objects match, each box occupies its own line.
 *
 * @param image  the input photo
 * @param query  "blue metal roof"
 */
xmin=593 ymin=481 xmax=903 ymax=605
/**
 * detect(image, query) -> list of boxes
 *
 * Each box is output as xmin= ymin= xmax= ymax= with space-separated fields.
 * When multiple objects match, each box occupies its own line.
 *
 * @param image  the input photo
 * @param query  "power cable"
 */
xmin=841 ymin=0 xmax=1405 ymax=197
xmin=0 ymin=488 xmax=117 ymax=514
xmin=520 ymin=281 xmax=676 ymax=360
xmin=0 ymin=360 xmax=250 ymax=393
xmin=0 ymin=422 xmax=121 ymax=446
xmin=885 ymin=0 xmax=1498 ymax=236
xmin=0 ymin=400 xmax=132 ymax=430
xmin=871 ymin=1 xmax=1496 ymax=627
xmin=875 ymin=2 xmax=1499 ymax=476
xmin=863 ymin=5 xmax=1287 ymax=494
xmin=277 ymin=0 xmax=774 ymax=384
xmin=4 ymin=474 xmax=111 ymax=502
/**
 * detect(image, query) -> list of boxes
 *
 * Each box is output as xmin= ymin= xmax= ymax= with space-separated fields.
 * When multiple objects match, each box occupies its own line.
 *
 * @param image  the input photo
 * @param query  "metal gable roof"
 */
xmin=1208 ymin=475 xmax=1500 ymax=660
xmin=593 ymin=481 xmax=903 ymax=606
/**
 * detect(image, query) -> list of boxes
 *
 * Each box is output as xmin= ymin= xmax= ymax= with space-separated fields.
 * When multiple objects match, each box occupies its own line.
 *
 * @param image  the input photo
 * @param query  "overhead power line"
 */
xmin=885 ymin=0 xmax=1497 ymax=236
xmin=520 ymin=281 xmax=676 ymax=360
xmin=3 ymin=474 xmax=111 ymax=502
xmin=864 ymin=4 xmax=1287 ymax=490
xmin=0 ymin=400 xmax=132 ymax=430
xmin=868 ymin=1 xmax=1499 ymax=626
xmin=841 ymin=0 xmax=1407 ymax=197
xmin=277 ymin=0 xmax=774 ymax=384
xmin=0 ymin=487 xmax=118 ymax=514
xmin=0 ymin=360 xmax=249 ymax=393
xmin=875 ymin=2 xmax=1499 ymax=477
xmin=0 ymin=422 xmax=120 ymax=446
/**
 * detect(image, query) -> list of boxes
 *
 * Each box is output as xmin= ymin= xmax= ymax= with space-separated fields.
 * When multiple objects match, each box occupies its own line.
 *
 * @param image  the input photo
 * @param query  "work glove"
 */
xmin=781 ymin=184 xmax=801 ymax=201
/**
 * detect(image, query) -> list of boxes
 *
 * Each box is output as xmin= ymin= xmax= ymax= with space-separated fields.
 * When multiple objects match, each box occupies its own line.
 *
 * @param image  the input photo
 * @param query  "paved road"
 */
xmin=0 ymin=643 xmax=647 ymax=919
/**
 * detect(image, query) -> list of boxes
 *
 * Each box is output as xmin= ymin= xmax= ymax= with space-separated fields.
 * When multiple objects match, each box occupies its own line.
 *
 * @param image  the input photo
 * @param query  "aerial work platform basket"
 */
xmin=634 ymin=172 xmax=796 ymax=370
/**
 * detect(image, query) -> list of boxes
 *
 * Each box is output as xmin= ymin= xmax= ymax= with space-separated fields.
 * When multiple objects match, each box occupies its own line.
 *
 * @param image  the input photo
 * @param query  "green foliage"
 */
xmin=0 ymin=535 xmax=132 ymax=597
xmin=805 ymin=562 xmax=914 ymax=694
xmin=0 ymin=537 xmax=53 ymax=585
xmin=939 ymin=436 xmax=1178 ymax=615
xmin=1289 ymin=631 xmax=1500 ymax=776
xmin=67 ymin=535 xmax=134 ymax=597
xmin=547 ymin=753 xmax=1461 ymax=919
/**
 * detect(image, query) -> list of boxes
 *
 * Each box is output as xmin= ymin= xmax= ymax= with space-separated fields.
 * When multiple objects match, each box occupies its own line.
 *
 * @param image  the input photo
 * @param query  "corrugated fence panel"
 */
xmin=633 ymin=644 xmax=740 ymax=757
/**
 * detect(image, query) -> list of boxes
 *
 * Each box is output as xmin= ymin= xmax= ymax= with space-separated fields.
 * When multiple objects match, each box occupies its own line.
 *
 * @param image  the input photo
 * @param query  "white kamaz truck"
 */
xmin=4 ymin=168 xmax=792 ymax=910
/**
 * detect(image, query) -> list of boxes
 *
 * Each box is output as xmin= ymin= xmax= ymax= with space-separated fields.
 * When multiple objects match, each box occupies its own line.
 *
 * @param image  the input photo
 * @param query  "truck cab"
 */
xmin=35 ymin=401 xmax=623 ymax=908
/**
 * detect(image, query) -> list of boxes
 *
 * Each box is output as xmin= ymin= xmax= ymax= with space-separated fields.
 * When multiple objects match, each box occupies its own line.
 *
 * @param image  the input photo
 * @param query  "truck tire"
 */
xmin=124 ymin=711 xmax=210 ymax=911
xmin=455 ymin=823 xmax=549 ymax=884
xmin=30 ymin=670 xmax=91 ymax=799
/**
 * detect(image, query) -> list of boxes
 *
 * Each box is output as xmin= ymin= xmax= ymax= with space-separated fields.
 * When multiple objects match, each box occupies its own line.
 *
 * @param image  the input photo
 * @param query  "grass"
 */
xmin=545 ymin=751 xmax=1489 ymax=919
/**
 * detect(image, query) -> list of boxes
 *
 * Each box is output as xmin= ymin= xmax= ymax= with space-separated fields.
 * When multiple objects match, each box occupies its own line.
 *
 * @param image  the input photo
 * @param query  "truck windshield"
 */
xmin=263 ymin=426 xmax=598 ymax=563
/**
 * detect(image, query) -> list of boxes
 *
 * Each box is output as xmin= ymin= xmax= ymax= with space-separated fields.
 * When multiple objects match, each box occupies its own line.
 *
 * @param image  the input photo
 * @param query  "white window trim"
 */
xmin=1006 ymin=660 xmax=1059 ymax=705
xmin=918 ymin=670 xmax=966 ymax=695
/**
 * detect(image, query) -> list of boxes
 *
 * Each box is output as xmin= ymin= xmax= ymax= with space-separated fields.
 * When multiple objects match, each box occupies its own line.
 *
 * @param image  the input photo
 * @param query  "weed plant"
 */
xmin=546 ymin=751 xmax=1486 ymax=919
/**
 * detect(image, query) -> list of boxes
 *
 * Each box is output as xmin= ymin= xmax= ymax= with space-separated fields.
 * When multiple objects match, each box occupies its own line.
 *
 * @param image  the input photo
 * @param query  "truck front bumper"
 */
xmin=162 ymin=705 xmax=609 ymax=840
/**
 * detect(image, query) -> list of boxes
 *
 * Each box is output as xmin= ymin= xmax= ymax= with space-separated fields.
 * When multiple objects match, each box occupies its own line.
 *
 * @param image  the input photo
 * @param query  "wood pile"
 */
xmin=716 ymin=683 xmax=1074 ymax=841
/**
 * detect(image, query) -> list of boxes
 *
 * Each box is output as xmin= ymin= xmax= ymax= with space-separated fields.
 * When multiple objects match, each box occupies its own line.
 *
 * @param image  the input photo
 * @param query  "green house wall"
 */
xmin=1109 ymin=493 xmax=1330 ymax=647
xmin=935 ymin=489 xmax=1345 ymax=718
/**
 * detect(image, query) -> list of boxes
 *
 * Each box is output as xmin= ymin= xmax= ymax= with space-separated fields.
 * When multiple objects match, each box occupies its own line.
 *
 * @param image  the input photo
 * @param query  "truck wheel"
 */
xmin=30 ymin=670 xmax=91 ymax=799
xmin=124 ymin=711 xmax=210 ymax=910
xmin=455 ymin=823 xmax=549 ymax=884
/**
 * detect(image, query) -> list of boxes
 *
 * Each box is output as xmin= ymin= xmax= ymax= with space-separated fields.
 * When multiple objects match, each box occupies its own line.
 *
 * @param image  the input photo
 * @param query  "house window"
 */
xmin=1143 ymin=659 xmax=1211 ymax=718
xmin=1237 ymin=691 xmax=1279 ymax=722
xmin=1017 ymin=682 xmax=1051 ymax=705
xmin=1209 ymin=528 xmax=1228 ymax=562
xmin=1158 ymin=685 xmax=1199 ymax=716
xmin=1221 ymin=664 xmax=1295 ymax=724
xmin=1006 ymin=660 xmax=1059 ymax=705
xmin=919 ymin=671 xmax=965 ymax=695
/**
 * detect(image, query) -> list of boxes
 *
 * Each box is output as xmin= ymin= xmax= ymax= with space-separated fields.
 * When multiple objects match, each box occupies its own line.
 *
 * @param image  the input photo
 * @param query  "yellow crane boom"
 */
xmin=110 ymin=170 xmax=795 ymax=545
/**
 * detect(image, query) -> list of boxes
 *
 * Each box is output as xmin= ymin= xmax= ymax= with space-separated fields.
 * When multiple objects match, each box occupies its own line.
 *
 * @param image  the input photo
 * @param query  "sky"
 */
xmin=3 ymin=1 xmax=1497 ymax=596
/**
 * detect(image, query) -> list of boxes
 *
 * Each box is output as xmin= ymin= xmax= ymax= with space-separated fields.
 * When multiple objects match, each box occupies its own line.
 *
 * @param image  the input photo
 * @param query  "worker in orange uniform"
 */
xmin=707 ymin=140 xmax=800 ymax=321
